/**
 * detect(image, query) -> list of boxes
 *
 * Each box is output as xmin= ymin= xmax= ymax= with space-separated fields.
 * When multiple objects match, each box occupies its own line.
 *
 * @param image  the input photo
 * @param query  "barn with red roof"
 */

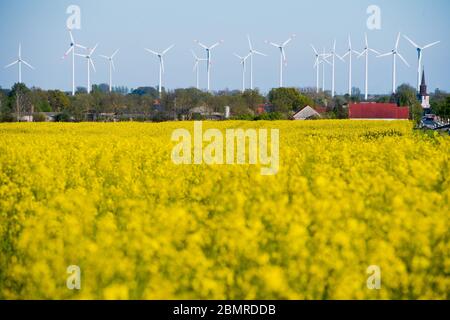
xmin=349 ymin=102 xmax=409 ymax=120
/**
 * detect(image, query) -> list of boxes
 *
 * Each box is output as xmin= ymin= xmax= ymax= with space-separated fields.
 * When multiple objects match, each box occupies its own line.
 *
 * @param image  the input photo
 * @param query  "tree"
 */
xmin=47 ymin=90 xmax=70 ymax=112
xmin=10 ymin=83 xmax=33 ymax=121
xmin=432 ymin=96 xmax=450 ymax=119
xmin=396 ymin=84 xmax=422 ymax=123
xmin=242 ymin=89 xmax=265 ymax=113
xmin=268 ymin=88 xmax=314 ymax=114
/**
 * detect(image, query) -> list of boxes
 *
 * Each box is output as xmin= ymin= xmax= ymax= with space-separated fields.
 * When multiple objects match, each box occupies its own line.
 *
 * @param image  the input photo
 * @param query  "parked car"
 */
xmin=420 ymin=116 xmax=439 ymax=129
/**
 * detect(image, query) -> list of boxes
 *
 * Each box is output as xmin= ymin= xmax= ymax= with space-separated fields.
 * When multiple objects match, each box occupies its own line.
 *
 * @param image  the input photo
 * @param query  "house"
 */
xmin=293 ymin=106 xmax=321 ymax=120
xmin=189 ymin=106 xmax=224 ymax=120
xmin=349 ymin=103 xmax=409 ymax=120
xmin=41 ymin=112 xmax=59 ymax=122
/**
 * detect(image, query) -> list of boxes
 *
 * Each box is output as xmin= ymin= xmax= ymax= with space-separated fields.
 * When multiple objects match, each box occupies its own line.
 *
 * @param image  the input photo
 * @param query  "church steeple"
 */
xmin=420 ymin=68 xmax=427 ymax=96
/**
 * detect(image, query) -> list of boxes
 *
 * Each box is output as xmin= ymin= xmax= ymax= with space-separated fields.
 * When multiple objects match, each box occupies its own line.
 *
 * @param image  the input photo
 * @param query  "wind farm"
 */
xmin=0 ymin=27 xmax=444 ymax=103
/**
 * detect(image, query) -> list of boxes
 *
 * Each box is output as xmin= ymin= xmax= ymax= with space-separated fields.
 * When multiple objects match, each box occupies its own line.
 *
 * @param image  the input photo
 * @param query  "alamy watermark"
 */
xmin=367 ymin=265 xmax=381 ymax=290
xmin=367 ymin=5 xmax=381 ymax=30
xmin=171 ymin=122 xmax=280 ymax=175
xmin=67 ymin=265 xmax=81 ymax=290
xmin=66 ymin=5 xmax=81 ymax=30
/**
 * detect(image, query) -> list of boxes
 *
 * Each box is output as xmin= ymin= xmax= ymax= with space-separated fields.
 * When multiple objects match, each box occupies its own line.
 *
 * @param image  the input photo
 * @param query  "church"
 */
xmin=419 ymin=69 xmax=431 ymax=114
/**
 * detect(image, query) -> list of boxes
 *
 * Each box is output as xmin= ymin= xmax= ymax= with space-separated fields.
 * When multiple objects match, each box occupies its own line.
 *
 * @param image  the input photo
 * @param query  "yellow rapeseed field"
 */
xmin=0 ymin=121 xmax=448 ymax=299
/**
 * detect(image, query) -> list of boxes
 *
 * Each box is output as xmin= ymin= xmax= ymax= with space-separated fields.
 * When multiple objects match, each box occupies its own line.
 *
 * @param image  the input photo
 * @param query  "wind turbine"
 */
xmin=339 ymin=36 xmax=361 ymax=96
xmin=377 ymin=32 xmax=409 ymax=94
xmin=357 ymin=33 xmax=380 ymax=101
xmin=403 ymin=35 xmax=440 ymax=93
xmin=99 ymin=49 xmax=119 ymax=92
xmin=194 ymin=40 xmax=224 ymax=92
xmin=63 ymin=29 xmax=86 ymax=96
xmin=145 ymin=45 xmax=175 ymax=96
xmin=266 ymin=34 xmax=296 ymax=88
xmin=311 ymin=45 xmax=330 ymax=93
xmin=247 ymin=35 xmax=266 ymax=90
xmin=234 ymin=53 xmax=251 ymax=93
xmin=191 ymin=50 xmax=206 ymax=90
xmin=5 ymin=44 xmax=34 ymax=84
xmin=326 ymin=40 xmax=345 ymax=97
xmin=75 ymin=44 xmax=98 ymax=94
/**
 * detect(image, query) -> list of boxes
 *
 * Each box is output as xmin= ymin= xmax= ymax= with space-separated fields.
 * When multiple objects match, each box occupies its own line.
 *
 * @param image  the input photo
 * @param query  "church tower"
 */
xmin=419 ymin=68 xmax=431 ymax=112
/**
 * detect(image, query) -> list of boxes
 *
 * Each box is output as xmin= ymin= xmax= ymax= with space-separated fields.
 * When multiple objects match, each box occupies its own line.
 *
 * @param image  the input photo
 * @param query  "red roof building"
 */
xmin=349 ymin=103 xmax=409 ymax=120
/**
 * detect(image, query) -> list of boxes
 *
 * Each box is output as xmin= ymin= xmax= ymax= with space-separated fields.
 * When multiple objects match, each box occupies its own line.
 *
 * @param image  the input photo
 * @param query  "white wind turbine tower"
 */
xmin=191 ymin=50 xmax=207 ymax=90
xmin=377 ymin=32 xmax=409 ymax=94
xmin=234 ymin=53 xmax=251 ymax=93
xmin=194 ymin=40 xmax=224 ymax=92
xmin=311 ymin=45 xmax=330 ymax=93
xmin=63 ymin=29 xmax=86 ymax=96
xmin=145 ymin=45 xmax=175 ymax=97
xmin=247 ymin=35 xmax=266 ymax=90
xmin=99 ymin=49 xmax=119 ymax=92
xmin=326 ymin=40 xmax=345 ymax=97
xmin=5 ymin=44 xmax=34 ymax=84
xmin=266 ymin=35 xmax=296 ymax=88
xmin=75 ymin=44 xmax=98 ymax=94
xmin=320 ymin=47 xmax=331 ymax=92
xmin=339 ymin=36 xmax=361 ymax=96
xmin=403 ymin=35 xmax=440 ymax=93
xmin=357 ymin=33 xmax=380 ymax=101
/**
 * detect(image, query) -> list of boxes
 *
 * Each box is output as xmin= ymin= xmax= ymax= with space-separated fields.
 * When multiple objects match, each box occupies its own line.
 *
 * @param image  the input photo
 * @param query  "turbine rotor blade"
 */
xmin=247 ymin=35 xmax=253 ymax=50
xmin=64 ymin=46 xmax=74 ymax=57
xmin=377 ymin=52 xmax=393 ymax=58
xmin=370 ymin=48 xmax=380 ymax=55
xmin=311 ymin=45 xmax=318 ymax=55
xmin=111 ymin=60 xmax=116 ymax=71
xmin=69 ymin=30 xmax=75 ymax=44
xmin=162 ymin=44 xmax=175 ymax=55
xmin=90 ymin=58 xmax=96 ymax=73
xmin=253 ymin=50 xmax=266 ymax=56
xmin=357 ymin=50 xmax=366 ymax=58
xmin=195 ymin=41 xmax=209 ymax=50
xmin=111 ymin=49 xmax=119 ymax=58
xmin=161 ymin=57 xmax=165 ymax=73
xmin=422 ymin=41 xmax=440 ymax=50
xmin=90 ymin=44 xmax=99 ymax=55
xmin=397 ymin=53 xmax=409 ymax=67
xmin=22 ymin=60 xmax=34 ymax=70
xmin=145 ymin=48 xmax=159 ymax=56
xmin=395 ymin=32 xmax=401 ymax=49
xmin=5 ymin=60 xmax=19 ymax=68
xmin=403 ymin=35 xmax=419 ymax=48
xmin=209 ymin=41 xmax=222 ymax=50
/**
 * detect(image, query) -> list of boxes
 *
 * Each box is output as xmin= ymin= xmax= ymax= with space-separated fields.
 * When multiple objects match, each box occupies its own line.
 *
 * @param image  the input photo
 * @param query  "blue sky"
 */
xmin=0 ymin=0 xmax=448 ymax=94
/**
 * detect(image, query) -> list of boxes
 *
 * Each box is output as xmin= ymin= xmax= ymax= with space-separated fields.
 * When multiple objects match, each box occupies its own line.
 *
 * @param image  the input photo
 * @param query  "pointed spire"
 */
xmin=420 ymin=67 xmax=427 ymax=97
xmin=421 ymin=67 xmax=426 ymax=86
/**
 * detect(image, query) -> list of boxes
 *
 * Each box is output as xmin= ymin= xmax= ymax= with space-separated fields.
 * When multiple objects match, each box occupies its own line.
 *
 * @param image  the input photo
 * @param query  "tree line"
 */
xmin=0 ymin=83 xmax=448 ymax=122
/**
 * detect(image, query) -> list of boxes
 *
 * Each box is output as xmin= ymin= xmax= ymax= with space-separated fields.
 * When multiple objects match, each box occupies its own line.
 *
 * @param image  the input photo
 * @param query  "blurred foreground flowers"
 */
xmin=0 ymin=121 xmax=448 ymax=299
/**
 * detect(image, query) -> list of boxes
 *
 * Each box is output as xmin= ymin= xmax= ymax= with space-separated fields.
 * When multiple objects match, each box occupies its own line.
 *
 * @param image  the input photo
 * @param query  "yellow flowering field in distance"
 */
xmin=0 ymin=121 xmax=448 ymax=299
